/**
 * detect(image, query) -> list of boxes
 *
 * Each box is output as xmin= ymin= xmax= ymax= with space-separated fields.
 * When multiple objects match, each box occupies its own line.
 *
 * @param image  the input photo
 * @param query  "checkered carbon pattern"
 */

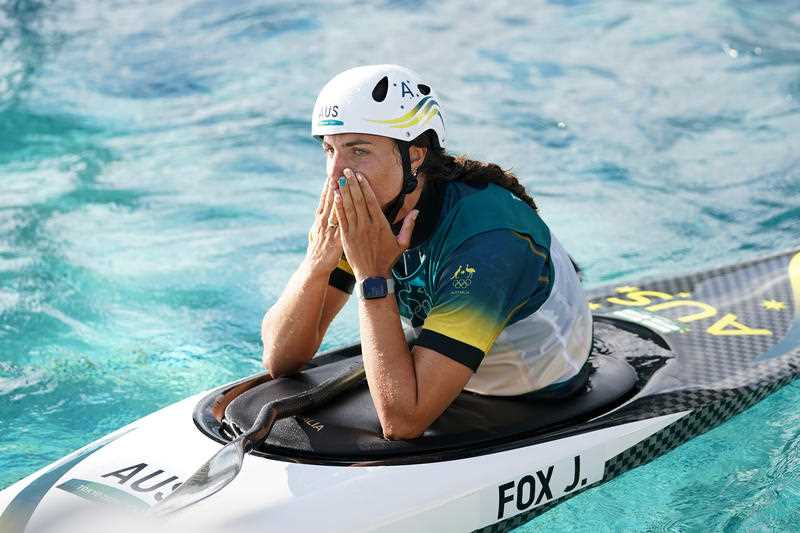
xmin=473 ymin=249 xmax=800 ymax=533
xmin=586 ymin=249 xmax=796 ymax=393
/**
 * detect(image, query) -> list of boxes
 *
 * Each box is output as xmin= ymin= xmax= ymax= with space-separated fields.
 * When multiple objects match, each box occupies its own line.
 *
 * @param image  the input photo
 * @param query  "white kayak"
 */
xmin=1 ymin=248 xmax=798 ymax=533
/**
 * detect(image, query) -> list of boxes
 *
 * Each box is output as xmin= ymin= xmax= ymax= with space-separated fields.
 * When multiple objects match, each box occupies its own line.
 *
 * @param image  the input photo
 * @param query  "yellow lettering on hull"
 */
xmin=645 ymin=300 xmax=718 ymax=323
xmin=707 ymin=314 xmax=772 ymax=336
xmin=607 ymin=290 xmax=673 ymax=306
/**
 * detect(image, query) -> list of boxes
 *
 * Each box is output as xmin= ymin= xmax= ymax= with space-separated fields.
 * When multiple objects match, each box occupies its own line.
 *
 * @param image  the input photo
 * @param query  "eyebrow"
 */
xmin=322 ymin=139 xmax=373 ymax=148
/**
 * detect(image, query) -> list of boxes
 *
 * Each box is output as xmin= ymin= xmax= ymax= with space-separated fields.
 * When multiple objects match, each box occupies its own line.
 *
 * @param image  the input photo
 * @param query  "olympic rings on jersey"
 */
xmin=453 ymin=278 xmax=472 ymax=289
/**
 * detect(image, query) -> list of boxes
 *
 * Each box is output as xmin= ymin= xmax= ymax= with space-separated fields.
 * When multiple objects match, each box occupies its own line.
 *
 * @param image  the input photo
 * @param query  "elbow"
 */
xmin=261 ymin=349 xmax=293 ymax=379
xmin=380 ymin=412 xmax=427 ymax=441
xmin=261 ymin=350 xmax=275 ymax=374
xmin=260 ymin=312 xmax=288 ymax=378
xmin=260 ymin=312 xmax=273 ymax=369
xmin=260 ymin=333 xmax=286 ymax=378
xmin=262 ymin=344 xmax=307 ymax=379
xmin=259 ymin=310 xmax=317 ymax=379
xmin=260 ymin=325 xmax=277 ymax=375
xmin=383 ymin=427 xmax=424 ymax=441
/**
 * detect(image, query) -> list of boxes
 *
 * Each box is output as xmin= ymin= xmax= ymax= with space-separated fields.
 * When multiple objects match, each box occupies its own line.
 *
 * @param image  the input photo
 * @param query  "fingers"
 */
xmin=321 ymin=178 xmax=338 ymax=224
xmin=333 ymin=181 xmax=349 ymax=233
xmin=337 ymin=169 xmax=360 ymax=229
xmin=396 ymin=209 xmax=419 ymax=251
xmin=316 ymin=176 xmax=331 ymax=215
xmin=357 ymin=172 xmax=382 ymax=222
xmin=327 ymin=177 xmax=341 ymax=226
xmin=327 ymin=207 xmax=338 ymax=229
xmin=334 ymin=168 xmax=389 ymax=237
xmin=347 ymin=170 xmax=372 ymax=224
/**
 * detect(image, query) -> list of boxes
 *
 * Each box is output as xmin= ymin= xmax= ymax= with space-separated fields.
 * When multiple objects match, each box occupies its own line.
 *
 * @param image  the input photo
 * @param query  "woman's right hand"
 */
xmin=304 ymin=176 xmax=343 ymax=275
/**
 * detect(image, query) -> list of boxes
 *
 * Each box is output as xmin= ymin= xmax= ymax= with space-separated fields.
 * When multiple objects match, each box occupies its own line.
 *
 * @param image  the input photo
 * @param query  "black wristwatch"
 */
xmin=356 ymin=276 xmax=396 ymax=300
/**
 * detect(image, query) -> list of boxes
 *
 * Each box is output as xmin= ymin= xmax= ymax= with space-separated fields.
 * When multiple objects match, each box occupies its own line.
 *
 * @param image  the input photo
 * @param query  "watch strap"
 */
xmin=355 ymin=277 xmax=395 ymax=299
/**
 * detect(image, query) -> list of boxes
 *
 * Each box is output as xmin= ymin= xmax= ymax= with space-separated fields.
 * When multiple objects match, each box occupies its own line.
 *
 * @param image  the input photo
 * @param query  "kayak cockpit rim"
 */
xmin=192 ymin=317 xmax=671 ymax=467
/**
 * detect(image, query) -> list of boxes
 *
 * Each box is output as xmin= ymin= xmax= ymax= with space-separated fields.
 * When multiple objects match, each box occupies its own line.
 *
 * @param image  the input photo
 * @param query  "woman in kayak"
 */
xmin=261 ymin=65 xmax=592 ymax=440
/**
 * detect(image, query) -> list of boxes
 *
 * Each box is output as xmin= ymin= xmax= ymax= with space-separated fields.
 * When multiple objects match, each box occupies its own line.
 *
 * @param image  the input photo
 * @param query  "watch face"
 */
xmin=362 ymin=277 xmax=388 ymax=299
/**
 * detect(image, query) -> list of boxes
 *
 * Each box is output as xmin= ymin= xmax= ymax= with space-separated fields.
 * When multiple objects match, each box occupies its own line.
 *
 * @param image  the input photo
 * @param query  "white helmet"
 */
xmin=311 ymin=64 xmax=446 ymax=148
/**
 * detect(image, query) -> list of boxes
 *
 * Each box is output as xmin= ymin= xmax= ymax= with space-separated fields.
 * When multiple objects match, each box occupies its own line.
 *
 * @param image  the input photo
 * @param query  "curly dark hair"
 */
xmin=407 ymin=131 xmax=584 ymax=276
xmin=410 ymin=130 xmax=538 ymax=213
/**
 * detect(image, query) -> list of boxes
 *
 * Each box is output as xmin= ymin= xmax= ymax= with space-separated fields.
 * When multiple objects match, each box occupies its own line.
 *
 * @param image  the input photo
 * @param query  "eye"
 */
xmin=353 ymin=147 xmax=369 ymax=156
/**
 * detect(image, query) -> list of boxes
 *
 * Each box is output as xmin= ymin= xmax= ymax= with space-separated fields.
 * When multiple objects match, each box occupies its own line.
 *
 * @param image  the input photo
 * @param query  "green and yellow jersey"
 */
xmin=329 ymin=180 xmax=592 ymax=396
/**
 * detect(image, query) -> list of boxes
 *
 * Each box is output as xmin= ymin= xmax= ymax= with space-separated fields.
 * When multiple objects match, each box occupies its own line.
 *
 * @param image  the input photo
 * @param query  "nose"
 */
xmin=327 ymin=150 xmax=352 ymax=181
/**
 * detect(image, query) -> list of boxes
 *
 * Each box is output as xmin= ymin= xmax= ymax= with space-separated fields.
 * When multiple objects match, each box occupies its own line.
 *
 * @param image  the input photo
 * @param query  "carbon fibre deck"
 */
xmin=477 ymin=248 xmax=800 ymax=532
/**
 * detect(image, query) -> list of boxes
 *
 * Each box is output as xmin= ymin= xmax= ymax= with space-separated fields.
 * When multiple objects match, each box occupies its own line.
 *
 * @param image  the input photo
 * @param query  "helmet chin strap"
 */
xmin=383 ymin=141 xmax=418 ymax=235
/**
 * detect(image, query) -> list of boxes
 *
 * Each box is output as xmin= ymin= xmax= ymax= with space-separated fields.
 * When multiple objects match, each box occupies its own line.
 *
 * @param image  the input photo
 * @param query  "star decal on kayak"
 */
xmin=761 ymin=299 xmax=786 ymax=311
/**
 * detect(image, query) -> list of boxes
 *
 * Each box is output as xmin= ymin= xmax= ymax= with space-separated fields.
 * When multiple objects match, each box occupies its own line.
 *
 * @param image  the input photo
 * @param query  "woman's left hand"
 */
xmin=333 ymin=168 xmax=419 ymax=280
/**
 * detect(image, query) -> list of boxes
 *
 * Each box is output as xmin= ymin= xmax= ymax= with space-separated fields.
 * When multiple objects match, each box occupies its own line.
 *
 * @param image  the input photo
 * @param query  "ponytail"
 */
xmin=412 ymin=131 xmax=538 ymax=213
xmin=412 ymin=131 xmax=584 ymax=278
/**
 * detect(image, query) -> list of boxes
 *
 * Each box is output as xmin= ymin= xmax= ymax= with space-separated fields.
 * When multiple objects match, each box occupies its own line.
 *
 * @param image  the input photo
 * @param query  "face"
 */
xmin=321 ymin=133 xmax=406 ymax=211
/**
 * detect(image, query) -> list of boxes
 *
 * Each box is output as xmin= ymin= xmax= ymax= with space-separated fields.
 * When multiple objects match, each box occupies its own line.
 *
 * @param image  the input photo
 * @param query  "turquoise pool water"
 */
xmin=1 ymin=0 xmax=798 ymax=530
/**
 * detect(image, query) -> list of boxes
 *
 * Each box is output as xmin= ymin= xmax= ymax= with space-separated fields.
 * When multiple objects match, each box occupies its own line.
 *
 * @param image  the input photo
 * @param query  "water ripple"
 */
xmin=1 ymin=3 xmax=800 ymax=531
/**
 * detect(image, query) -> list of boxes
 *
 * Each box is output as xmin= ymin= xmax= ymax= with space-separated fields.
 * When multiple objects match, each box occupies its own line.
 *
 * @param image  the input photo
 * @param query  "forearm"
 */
xmin=358 ymin=295 xmax=420 ymax=438
xmin=261 ymin=260 xmax=330 ymax=376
